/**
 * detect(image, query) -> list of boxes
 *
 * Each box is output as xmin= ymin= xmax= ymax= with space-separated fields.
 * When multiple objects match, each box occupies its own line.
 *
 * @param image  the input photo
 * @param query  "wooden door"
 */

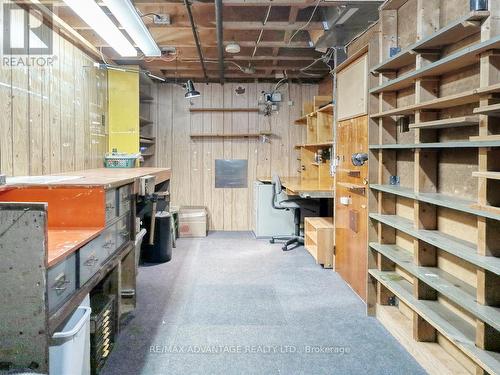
xmin=335 ymin=115 xmax=368 ymax=300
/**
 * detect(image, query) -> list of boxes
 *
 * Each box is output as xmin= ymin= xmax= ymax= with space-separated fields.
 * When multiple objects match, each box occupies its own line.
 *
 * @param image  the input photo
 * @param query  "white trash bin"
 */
xmin=49 ymin=301 xmax=91 ymax=375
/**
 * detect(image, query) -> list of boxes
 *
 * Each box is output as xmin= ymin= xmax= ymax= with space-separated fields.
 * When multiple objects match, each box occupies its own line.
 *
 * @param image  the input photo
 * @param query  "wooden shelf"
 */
xmin=371 ymin=84 xmax=500 ymax=119
xmin=370 ymin=35 xmax=500 ymax=94
xmin=294 ymin=104 xmax=333 ymax=125
xmin=140 ymin=137 xmax=155 ymax=144
xmin=294 ymin=115 xmax=308 ymax=125
xmin=370 ymin=184 xmax=500 ymax=221
xmin=474 ymin=103 xmax=500 ymax=117
xmin=304 ymin=217 xmax=334 ymax=269
xmin=369 ymin=213 xmax=500 ymax=275
xmin=140 ymin=92 xmax=154 ymax=102
xmin=139 ymin=116 xmax=153 ymax=126
xmin=190 ymin=132 xmax=272 ymax=138
xmin=369 ymin=140 xmax=500 ymax=149
xmin=473 ymin=171 xmax=500 ymax=180
xmin=369 ymin=269 xmax=500 ymax=375
xmin=409 ymin=116 xmax=480 ymax=130
xmin=189 ymin=108 xmax=259 ymax=113
xmin=338 ymin=182 xmax=366 ymax=195
xmin=294 ymin=142 xmax=333 ymax=149
xmin=370 ymin=243 xmax=500 ymax=332
xmin=372 ymin=12 xmax=488 ymax=74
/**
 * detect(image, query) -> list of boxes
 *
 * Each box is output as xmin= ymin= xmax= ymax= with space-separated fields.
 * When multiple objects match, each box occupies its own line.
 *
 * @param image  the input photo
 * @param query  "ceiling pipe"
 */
xmin=215 ymin=0 xmax=224 ymax=84
xmin=183 ymin=0 xmax=208 ymax=82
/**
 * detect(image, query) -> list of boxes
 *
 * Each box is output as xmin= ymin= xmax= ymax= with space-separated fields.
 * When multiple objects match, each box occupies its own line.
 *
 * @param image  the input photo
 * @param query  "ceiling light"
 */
xmin=102 ymin=0 xmax=161 ymax=57
xmin=225 ymin=42 xmax=241 ymax=54
xmin=185 ymin=80 xmax=200 ymax=99
xmin=336 ymin=8 xmax=359 ymax=25
xmin=62 ymin=0 xmax=137 ymax=57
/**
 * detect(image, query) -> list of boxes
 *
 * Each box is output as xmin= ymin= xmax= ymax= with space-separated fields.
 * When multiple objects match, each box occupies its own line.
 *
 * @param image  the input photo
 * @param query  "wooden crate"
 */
xmin=304 ymin=217 xmax=334 ymax=269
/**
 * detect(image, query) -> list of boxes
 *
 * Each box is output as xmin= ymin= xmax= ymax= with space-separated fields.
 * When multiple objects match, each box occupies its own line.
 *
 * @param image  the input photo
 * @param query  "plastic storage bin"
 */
xmin=49 ymin=301 xmax=91 ymax=375
xmin=178 ymin=206 xmax=208 ymax=237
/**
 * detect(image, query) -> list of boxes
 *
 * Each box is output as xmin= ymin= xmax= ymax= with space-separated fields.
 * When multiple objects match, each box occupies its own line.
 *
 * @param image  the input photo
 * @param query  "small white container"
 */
xmin=49 ymin=299 xmax=91 ymax=375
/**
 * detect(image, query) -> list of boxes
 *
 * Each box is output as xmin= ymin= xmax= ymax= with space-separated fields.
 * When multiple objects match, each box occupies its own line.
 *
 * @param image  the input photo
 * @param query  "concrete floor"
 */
xmin=101 ymin=231 xmax=426 ymax=375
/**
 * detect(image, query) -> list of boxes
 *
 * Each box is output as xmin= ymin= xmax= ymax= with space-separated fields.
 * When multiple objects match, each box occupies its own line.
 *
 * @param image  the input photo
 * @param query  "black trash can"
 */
xmin=141 ymin=211 xmax=172 ymax=263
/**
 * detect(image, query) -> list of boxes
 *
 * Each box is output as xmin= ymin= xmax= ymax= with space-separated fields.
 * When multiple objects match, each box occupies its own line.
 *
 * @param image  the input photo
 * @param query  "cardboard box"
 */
xmin=178 ymin=206 xmax=208 ymax=238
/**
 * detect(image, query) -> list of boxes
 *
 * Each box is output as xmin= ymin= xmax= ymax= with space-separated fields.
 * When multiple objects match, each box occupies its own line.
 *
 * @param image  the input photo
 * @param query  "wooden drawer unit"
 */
xmin=304 ymin=217 xmax=334 ymax=269
xmin=115 ymin=215 xmax=130 ymax=252
xmin=117 ymin=184 xmax=132 ymax=216
xmin=79 ymin=226 xmax=115 ymax=286
xmin=48 ymin=253 xmax=76 ymax=312
xmin=105 ymin=189 xmax=117 ymax=223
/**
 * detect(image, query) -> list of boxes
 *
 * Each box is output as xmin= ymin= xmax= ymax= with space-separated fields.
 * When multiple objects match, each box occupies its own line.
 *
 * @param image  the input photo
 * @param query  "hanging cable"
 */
xmin=252 ymin=2 xmax=273 ymax=58
xmin=288 ymin=0 xmax=321 ymax=45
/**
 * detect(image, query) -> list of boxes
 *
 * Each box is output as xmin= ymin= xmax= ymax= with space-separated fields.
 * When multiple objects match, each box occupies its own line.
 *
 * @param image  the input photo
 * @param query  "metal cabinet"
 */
xmin=48 ymin=253 xmax=76 ymax=312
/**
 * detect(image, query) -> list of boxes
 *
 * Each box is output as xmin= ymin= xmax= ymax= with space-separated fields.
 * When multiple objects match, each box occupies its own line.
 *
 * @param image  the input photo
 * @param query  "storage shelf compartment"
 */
xmin=409 ymin=116 xmax=480 ymax=130
xmin=371 ymin=11 xmax=489 ymax=74
xmin=371 ymin=84 xmax=500 ymax=119
xmin=370 ymin=242 xmax=500 ymax=331
xmin=370 ymin=184 xmax=500 ymax=221
xmin=369 ymin=213 xmax=500 ymax=275
xmin=369 ymin=269 xmax=500 ymax=375
xmin=369 ymin=141 xmax=500 ymax=149
xmin=304 ymin=217 xmax=334 ymax=269
xmin=370 ymin=35 xmax=500 ymax=94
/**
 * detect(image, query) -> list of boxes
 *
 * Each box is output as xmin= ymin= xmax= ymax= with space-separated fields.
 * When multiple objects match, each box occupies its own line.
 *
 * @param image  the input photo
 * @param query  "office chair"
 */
xmin=269 ymin=174 xmax=319 ymax=251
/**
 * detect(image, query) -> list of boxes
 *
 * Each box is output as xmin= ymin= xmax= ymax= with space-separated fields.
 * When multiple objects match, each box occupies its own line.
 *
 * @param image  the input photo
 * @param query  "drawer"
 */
xmin=79 ymin=235 xmax=105 ymax=287
xmin=105 ymin=189 xmax=117 ymax=223
xmin=118 ymin=184 xmax=132 ymax=216
xmin=48 ymin=253 xmax=76 ymax=312
xmin=115 ymin=215 xmax=131 ymax=250
xmin=101 ymin=225 xmax=117 ymax=261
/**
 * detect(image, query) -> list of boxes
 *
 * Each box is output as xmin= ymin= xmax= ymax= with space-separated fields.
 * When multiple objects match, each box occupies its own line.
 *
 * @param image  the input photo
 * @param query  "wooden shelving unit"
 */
xmin=293 ymin=96 xmax=334 ymax=190
xmin=304 ymin=217 xmax=334 ymax=269
xmin=139 ymin=73 xmax=156 ymax=166
xmin=368 ymin=2 xmax=500 ymax=374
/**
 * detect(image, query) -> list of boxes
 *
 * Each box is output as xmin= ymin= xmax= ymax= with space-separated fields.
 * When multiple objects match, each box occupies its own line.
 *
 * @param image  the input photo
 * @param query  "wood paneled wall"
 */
xmin=154 ymin=82 xmax=318 ymax=230
xmin=0 ymin=1 xmax=107 ymax=177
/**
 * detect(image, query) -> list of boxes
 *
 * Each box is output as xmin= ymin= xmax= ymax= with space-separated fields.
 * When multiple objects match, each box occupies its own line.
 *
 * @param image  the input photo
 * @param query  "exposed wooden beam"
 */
xmin=268 ymin=5 xmax=299 ymax=75
xmin=70 ymin=22 xmax=324 ymax=31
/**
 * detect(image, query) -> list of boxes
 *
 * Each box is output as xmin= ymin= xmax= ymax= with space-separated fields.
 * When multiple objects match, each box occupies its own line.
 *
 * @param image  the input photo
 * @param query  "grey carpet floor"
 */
xmin=101 ymin=231 xmax=426 ymax=375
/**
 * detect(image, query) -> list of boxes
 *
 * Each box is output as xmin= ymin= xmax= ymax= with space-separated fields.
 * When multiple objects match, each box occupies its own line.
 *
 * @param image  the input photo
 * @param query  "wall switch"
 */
xmin=153 ymin=14 xmax=171 ymax=25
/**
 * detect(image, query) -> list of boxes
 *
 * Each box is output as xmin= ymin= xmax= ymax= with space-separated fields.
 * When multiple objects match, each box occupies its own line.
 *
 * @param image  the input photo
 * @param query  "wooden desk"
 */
xmin=258 ymin=176 xmax=335 ymax=198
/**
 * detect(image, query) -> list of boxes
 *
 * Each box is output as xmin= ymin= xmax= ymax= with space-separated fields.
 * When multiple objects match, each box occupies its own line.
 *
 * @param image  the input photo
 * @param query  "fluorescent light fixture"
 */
xmin=63 ymin=0 xmax=137 ymax=57
xmin=336 ymin=8 xmax=359 ymax=25
xmin=102 ymin=0 xmax=161 ymax=57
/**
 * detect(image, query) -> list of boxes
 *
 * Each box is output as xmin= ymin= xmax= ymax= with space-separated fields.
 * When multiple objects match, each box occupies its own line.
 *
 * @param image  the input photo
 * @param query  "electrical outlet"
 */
xmin=153 ymin=14 xmax=171 ymax=25
xmin=288 ymin=100 xmax=293 ymax=106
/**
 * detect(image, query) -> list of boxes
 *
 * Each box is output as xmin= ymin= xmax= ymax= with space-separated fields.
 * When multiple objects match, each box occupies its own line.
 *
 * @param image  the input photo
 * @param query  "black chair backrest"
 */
xmin=271 ymin=174 xmax=283 ymax=209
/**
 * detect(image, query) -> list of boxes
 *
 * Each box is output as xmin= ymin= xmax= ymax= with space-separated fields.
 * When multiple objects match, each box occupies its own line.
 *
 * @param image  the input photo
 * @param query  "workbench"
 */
xmin=0 ymin=167 xmax=171 ymax=373
xmin=257 ymin=176 xmax=335 ymax=199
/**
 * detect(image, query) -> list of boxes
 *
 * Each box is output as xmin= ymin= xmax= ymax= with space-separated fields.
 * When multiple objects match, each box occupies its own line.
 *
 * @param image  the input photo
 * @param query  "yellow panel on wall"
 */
xmin=108 ymin=68 xmax=139 ymax=154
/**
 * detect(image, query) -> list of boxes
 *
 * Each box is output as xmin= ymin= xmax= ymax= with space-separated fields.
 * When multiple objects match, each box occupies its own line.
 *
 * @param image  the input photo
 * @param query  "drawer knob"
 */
xmin=106 ymin=203 xmax=115 ymax=210
xmin=120 ymin=230 xmax=129 ymax=237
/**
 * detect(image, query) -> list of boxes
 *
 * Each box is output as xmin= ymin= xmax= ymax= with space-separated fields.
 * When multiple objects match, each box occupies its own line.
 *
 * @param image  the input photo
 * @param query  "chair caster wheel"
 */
xmin=269 ymin=239 xmax=275 ymax=244
xmin=282 ymin=246 xmax=288 ymax=251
